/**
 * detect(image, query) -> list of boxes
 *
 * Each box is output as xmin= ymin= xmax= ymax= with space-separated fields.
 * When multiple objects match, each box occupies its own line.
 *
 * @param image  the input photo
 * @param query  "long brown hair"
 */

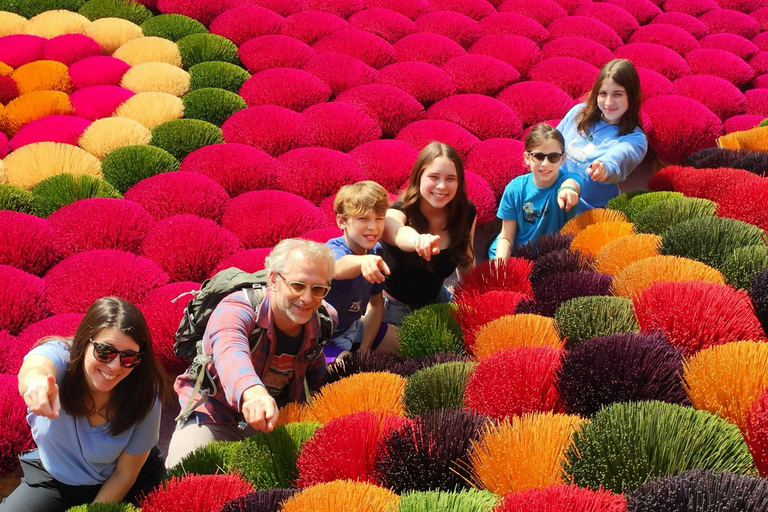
xmin=58 ymin=296 xmax=164 ymax=436
xmin=576 ymin=59 xmax=642 ymax=137
xmin=400 ymin=141 xmax=473 ymax=268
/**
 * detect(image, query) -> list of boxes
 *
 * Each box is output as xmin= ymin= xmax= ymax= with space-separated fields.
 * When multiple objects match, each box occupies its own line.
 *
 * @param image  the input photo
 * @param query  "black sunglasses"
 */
xmin=526 ymin=151 xmax=564 ymax=164
xmin=89 ymin=339 xmax=144 ymax=368
xmin=277 ymin=273 xmax=331 ymax=298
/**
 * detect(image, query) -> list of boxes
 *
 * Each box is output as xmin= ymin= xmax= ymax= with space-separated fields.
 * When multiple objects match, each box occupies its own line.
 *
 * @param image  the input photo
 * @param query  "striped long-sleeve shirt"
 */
xmin=174 ymin=287 xmax=336 ymax=425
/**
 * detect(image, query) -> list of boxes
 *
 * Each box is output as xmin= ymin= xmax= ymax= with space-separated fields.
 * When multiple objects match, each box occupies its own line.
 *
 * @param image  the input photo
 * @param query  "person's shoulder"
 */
xmin=30 ymin=339 xmax=71 ymax=357
xmin=563 ymin=103 xmax=585 ymax=121
xmin=389 ymin=200 xmax=405 ymax=211
xmin=327 ymin=236 xmax=352 ymax=256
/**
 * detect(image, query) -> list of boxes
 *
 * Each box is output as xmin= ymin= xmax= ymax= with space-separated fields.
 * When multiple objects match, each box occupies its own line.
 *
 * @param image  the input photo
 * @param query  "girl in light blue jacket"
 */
xmin=557 ymin=59 xmax=647 ymax=212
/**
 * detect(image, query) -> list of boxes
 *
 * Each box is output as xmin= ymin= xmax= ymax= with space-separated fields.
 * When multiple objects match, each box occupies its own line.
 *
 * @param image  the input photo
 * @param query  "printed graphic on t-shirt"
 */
xmin=349 ymin=300 xmax=361 ymax=313
xmin=567 ymin=139 xmax=594 ymax=163
xmin=523 ymin=201 xmax=549 ymax=223
xmin=262 ymin=352 xmax=295 ymax=397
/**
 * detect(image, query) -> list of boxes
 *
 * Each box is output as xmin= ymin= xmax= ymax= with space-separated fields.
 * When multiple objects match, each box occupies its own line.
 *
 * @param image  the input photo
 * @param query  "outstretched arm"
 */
xmin=587 ymin=131 xmax=648 ymax=183
xmin=383 ymin=209 xmax=441 ymax=261
xmin=494 ymin=219 xmax=518 ymax=259
xmin=93 ymin=450 xmax=149 ymax=503
xmin=18 ymin=354 xmax=60 ymax=419
xmin=334 ymin=254 xmax=391 ymax=284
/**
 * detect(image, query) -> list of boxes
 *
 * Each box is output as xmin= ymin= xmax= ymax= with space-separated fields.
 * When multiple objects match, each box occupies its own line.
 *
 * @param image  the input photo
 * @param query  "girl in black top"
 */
xmin=381 ymin=141 xmax=476 ymax=325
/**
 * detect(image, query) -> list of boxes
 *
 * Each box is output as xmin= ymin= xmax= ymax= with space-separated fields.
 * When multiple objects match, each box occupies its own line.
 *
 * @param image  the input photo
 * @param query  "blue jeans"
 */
xmin=382 ymin=286 xmax=452 ymax=327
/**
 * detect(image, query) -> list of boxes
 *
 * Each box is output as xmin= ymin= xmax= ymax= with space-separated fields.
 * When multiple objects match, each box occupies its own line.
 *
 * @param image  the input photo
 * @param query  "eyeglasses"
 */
xmin=89 ymin=339 xmax=144 ymax=368
xmin=277 ymin=273 xmax=331 ymax=298
xmin=526 ymin=151 xmax=564 ymax=164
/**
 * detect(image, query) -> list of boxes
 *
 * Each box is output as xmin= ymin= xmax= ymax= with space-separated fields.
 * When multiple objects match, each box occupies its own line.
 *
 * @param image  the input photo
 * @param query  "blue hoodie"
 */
xmin=557 ymin=103 xmax=647 ymax=212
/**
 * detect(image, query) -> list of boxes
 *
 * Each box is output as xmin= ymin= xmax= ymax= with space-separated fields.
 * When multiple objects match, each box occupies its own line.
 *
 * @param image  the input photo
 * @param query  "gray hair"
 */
xmin=264 ymin=238 xmax=335 ymax=280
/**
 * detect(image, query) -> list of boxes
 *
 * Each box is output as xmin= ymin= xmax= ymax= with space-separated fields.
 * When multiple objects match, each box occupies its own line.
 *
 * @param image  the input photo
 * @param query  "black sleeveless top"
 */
xmin=381 ymin=201 xmax=476 ymax=309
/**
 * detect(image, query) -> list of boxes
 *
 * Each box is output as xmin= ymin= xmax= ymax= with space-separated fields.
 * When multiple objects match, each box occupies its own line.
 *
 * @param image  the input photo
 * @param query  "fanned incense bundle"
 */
xmin=3 ymin=142 xmax=101 ymax=190
xmin=495 ymin=484 xmax=627 ymax=512
xmin=78 ymin=117 xmax=151 ymax=159
xmin=593 ymin=234 xmax=661 ymax=276
xmin=398 ymin=303 xmax=464 ymax=358
xmin=554 ymin=296 xmax=639 ymax=349
xmin=532 ymin=271 xmax=613 ymax=317
xmin=529 ymin=249 xmax=593 ymax=285
xmin=308 ymin=372 xmax=406 ymax=423
xmin=612 ymin=255 xmax=725 ymax=298
xmin=562 ymin=401 xmax=757 ymax=493
xmin=472 ymin=314 xmax=562 ymax=360
xmin=745 ymin=387 xmax=768 ymax=477
xmin=11 ymin=60 xmax=72 ymax=95
xmin=279 ymin=480 xmax=399 ymax=512
xmin=398 ymin=489 xmax=499 ymax=512
xmin=454 ymin=257 xmax=533 ymax=301
xmin=66 ymin=503 xmax=137 ymax=512
xmin=570 ymin=221 xmax=635 ymax=257
xmin=4 ymin=90 xmax=74 ymax=136
xmin=23 ymin=10 xmax=91 ymax=38
xmin=100 ymin=145 xmax=179 ymax=194
xmin=220 ymin=489 xmax=298 ymax=512
xmin=150 ymin=118 xmax=223 ymax=160
xmin=469 ymin=412 xmax=585 ymax=494
xmin=276 ymin=401 xmax=311 ymax=426
xmin=633 ymin=281 xmax=766 ymax=355
xmin=325 ymin=350 xmax=405 ymax=384
xmin=627 ymin=469 xmax=768 ymax=512
xmin=683 ymin=341 xmax=768 ymax=429
xmin=718 ymin=125 xmax=768 ymax=150
xmin=660 ymin=216 xmax=767 ymax=271
xmin=227 ymin=422 xmax=320 ymax=490
xmin=83 ymin=17 xmax=143 ymax=55
xmin=139 ymin=473 xmax=253 ymax=512
xmin=120 ymin=62 xmax=190 ymax=97
xmin=560 ymin=208 xmax=628 ymax=236
xmin=374 ymin=408 xmax=488 ymax=493
xmin=140 ymin=14 xmax=209 ymax=43
xmin=32 ymin=174 xmax=121 ymax=217
xmin=623 ymin=191 xmax=683 ymax=223
xmin=464 ymin=346 xmax=563 ymax=419
xmin=403 ymin=362 xmax=475 ymax=416
xmin=557 ymin=332 xmax=689 ymax=416
xmin=296 ymin=411 xmax=407 ymax=487
xmin=722 ymin=245 xmax=768 ymax=290
xmin=113 ymin=36 xmax=183 ymax=67
xmin=633 ymin=196 xmax=717 ymax=236
xmin=165 ymin=440 xmax=235 ymax=479
xmin=453 ymin=290 xmax=526 ymax=354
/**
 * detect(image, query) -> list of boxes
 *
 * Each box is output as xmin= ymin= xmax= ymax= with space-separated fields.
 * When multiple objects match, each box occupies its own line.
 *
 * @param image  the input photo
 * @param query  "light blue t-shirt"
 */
xmin=488 ymin=171 xmax=581 ymax=258
xmin=557 ymin=103 xmax=648 ymax=212
xmin=25 ymin=341 xmax=161 ymax=486
xmin=325 ymin=236 xmax=384 ymax=334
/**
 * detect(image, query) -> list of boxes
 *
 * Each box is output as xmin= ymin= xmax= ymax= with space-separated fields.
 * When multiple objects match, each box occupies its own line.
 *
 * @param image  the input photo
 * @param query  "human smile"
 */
xmin=99 ymin=370 xmax=117 ymax=380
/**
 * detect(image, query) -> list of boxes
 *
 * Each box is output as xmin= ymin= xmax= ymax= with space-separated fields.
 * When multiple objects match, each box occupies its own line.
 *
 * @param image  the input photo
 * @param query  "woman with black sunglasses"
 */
xmin=1 ymin=297 xmax=165 ymax=512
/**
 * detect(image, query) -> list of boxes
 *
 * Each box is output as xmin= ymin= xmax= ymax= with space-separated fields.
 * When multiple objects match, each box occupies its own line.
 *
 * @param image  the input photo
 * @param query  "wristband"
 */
xmin=558 ymin=185 xmax=579 ymax=194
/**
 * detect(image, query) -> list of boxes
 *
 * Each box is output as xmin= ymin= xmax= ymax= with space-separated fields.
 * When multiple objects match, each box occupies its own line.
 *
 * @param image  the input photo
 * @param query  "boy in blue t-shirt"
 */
xmin=489 ymin=124 xmax=583 ymax=259
xmin=323 ymin=181 xmax=398 ymax=361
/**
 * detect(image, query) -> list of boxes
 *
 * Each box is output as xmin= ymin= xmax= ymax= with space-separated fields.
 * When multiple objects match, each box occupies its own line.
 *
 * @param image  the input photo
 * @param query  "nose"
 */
xmin=107 ymin=356 xmax=122 ymax=370
xmin=298 ymin=286 xmax=314 ymax=303
xmin=604 ymin=95 xmax=614 ymax=107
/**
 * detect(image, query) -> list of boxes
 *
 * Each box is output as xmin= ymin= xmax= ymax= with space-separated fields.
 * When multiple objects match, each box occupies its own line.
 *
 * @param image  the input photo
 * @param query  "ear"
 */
xmin=336 ymin=214 xmax=346 ymax=229
xmin=268 ymin=271 xmax=278 ymax=287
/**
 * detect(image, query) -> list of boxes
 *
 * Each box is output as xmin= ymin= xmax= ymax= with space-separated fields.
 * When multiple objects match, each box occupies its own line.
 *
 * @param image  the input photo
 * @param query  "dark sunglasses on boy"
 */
xmin=277 ymin=273 xmax=332 ymax=298
xmin=89 ymin=339 xmax=144 ymax=368
xmin=526 ymin=151 xmax=564 ymax=164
